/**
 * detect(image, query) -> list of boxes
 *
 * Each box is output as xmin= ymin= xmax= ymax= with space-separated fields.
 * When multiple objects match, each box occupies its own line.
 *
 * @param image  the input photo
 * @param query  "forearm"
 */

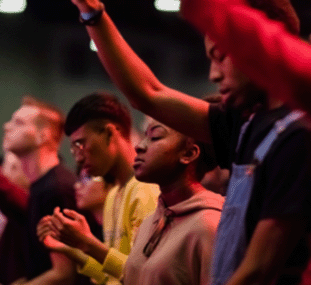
xmin=58 ymin=244 xmax=89 ymax=268
xmin=22 ymin=271 xmax=74 ymax=285
xmin=83 ymin=234 xmax=109 ymax=264
xmin=226 ymin=262 xmax=270 ymax=285
xmin=225 ymin=218 xmax=306 ymax=285
xmin=22 ymin=252 xmax=76 ymax=285
xmin=73 ymin=1 xmax=211 ymax=141
xmin=86 ymin=11 xmax=162 ymax=110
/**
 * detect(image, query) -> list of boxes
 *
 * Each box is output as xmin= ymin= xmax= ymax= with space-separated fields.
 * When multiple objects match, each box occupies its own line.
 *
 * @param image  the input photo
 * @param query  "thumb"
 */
xmin=63 ymin=209 xmax=82 ymax=220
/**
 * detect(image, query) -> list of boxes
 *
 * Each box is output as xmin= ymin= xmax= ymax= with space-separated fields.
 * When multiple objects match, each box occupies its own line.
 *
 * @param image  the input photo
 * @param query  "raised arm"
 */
xmin=180 ymin=0 xmax=311 ymax=114
xmin=70 ymin=0 xmax=211 ymax=142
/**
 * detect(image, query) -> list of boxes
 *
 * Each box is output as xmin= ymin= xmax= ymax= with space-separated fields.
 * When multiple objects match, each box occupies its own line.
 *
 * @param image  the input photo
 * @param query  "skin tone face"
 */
xmin=3 ymin=106 xmax=42 ymax=155
xmin=134 ymin=120 xmax=187 ymax=185
xmin=205 ymin=35 xmax=252 ymax=104
xmin=74 ymin=174 xmax=106 ymax=211
xmin=69 ymin=123 xmax=117 ymax=177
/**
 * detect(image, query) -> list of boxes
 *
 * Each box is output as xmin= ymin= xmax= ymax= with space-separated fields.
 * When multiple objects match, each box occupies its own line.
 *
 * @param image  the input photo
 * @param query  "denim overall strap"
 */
xmin=235 ymin=114 xmax=255 ymax=153
xmin=254 ymin=110 xmax=305 ymax=163
xmin=212 ymin=110 xmax=305 ymax=285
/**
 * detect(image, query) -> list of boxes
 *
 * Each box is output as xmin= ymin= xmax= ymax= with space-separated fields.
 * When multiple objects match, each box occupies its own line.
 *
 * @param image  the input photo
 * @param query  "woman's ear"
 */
xmin=179 ymin=142 xmax=200 ymax=165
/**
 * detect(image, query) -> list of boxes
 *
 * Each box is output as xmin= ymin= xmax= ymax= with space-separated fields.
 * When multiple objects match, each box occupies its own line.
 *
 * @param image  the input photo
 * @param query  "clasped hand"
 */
xmin=37 ymin=206 xmax=93 ymax=253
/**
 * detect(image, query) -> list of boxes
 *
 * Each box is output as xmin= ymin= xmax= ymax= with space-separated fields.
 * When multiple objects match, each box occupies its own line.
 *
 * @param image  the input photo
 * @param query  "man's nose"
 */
xmin=209 ymin=61 xmax=223 ymax=83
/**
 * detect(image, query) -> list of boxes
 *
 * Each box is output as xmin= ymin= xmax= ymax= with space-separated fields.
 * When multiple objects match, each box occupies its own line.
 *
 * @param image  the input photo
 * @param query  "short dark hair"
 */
xmin=22 ymin=95 xmax=65 ymax=145
xmin=247 ymin=0 xmax=300 ymax=35
xmin=65 ymin=92 xmax=132 ymax=139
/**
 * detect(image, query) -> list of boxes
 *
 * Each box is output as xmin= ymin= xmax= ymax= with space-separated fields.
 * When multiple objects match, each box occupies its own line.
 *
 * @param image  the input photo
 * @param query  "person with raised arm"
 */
xmin=67 ymin=0 xmax=311 ymax=284
xmin=179 ymin=0 xmax=311 ymax=114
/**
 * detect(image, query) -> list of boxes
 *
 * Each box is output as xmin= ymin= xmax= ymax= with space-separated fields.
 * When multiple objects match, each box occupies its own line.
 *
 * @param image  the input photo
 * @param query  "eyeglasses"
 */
xmin=70 ymin=141 xmax=85 ymax=156
xmin=77 ymin=174 xmax=103 ymax=187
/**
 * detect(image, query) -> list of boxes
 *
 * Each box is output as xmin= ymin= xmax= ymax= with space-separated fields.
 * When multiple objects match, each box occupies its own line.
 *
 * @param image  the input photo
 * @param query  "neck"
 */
xmin=159 ymin=172 xmax=205 ymax=207
xmin=19 ymin=148 xmax=59 ymax=183
xmin=110 ymin=140 xmax=135 ymax=187
xmin=92 ymin=206 xmax=103 ymax=225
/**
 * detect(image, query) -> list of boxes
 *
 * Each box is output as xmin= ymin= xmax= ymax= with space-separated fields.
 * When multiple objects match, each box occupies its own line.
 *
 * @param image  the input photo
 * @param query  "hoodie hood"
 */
xmin=154 ymin=190 xmax=224 ymax=223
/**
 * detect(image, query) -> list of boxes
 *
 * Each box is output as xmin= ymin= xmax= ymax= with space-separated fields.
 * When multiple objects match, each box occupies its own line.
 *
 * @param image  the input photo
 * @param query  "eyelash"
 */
xmin=150 ymin=137 xmax=161 ymax=141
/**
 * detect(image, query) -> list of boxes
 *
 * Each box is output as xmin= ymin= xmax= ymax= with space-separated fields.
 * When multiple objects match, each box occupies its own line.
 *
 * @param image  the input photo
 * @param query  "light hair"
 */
xmin=21 ymin=95 xmax=65 ymax=146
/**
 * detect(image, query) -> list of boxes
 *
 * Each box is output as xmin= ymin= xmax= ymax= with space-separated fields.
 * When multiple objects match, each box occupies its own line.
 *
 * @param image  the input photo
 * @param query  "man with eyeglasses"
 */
xmin=37 ymin=92 xmax=159 ymax=285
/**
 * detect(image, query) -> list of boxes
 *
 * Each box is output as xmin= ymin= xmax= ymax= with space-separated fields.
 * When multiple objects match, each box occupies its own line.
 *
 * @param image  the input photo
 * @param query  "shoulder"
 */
xmin=190 ymin=207 xmax=222 ymax=236
xmin=269 ymin=116 xmax=311 ymax=159
xmin=124 ymin=177 xmax=160 ymax=202
xmin=51 ymin=164 xmax=77 ymax=185
xmin=182 ymin=191 xmax=224 ymax=237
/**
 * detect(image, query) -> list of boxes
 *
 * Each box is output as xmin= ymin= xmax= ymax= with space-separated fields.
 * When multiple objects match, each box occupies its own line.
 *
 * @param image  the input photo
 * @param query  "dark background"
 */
xmin=0 ymin=0 xmax=310 ymax=167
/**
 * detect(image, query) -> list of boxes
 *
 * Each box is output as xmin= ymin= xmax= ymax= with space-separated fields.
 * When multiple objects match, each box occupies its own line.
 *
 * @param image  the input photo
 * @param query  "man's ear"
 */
xmin=35 ymin=127 xmax=51 ymax=145
xmin=179 ymin=143 xmax=200 ymax=165
xmin=104 ymin=123 xmax=117 ymax=144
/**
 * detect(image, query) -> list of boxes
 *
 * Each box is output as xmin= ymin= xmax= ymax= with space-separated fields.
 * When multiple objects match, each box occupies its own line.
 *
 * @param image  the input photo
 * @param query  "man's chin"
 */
xmin=225 ymin=85 xmax=266 ymax=112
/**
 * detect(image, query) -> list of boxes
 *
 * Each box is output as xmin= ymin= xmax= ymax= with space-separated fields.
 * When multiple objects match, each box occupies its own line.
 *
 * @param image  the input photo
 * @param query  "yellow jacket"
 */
xmin=79 ymin=177 xmax=159 ymax=284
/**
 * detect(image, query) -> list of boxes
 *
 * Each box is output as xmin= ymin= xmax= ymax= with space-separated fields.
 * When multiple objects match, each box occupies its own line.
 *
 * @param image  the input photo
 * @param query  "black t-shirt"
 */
xmin=24 ymin=164 xmax=77 ymax=279
xmin=209 ymin=103 xmax=311 ymax=283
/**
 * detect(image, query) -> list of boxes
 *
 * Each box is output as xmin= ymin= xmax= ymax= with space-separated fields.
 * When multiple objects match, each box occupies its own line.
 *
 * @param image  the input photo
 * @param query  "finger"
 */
xmin=51 ymin=213 xmax=65 ymax=231
xmin=47 ymin=217 xmax=61 ymax=235
xmin=53 ymin=206 xmax=61 ymax=215
xmin=63 ymin=208 xmax=82 ymax=220
xmin=41 ymin=215 xmax=53 ymax=222
xmin=37 ymin=223 xmax=60 ymax=240
xmin=53 ymin=208 xmax=70 ymax=224
xmin=37 ymin=223 xmax=50 ymax=237
xmin=38 ymin=227 xmax=58 ymax=242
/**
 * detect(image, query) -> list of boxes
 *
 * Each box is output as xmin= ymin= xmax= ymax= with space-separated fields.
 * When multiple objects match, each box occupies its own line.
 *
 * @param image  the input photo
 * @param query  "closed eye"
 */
xmin=150 ymin=137 xmax=162 ymax=141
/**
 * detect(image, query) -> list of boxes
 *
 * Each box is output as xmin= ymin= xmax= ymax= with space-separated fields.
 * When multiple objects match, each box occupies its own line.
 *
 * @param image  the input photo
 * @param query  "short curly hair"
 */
xmin=65 ymin=92 xmax=132 ymax=139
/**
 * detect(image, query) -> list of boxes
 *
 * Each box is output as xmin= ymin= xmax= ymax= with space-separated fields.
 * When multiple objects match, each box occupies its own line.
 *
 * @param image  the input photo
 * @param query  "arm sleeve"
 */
xmin=78 ymin=248 xmax=128 ymax=282
xmin=79 ymin=182 xmax=158 ymax=281
xmin=0 ymin=171 xmax=29 ymax=219
xmin=182 ymin=0 xmax=311 ymax=112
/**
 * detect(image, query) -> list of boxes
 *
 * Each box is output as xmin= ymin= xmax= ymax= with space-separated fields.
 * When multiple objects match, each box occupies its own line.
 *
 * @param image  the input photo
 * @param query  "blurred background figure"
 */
xmin=0 ymin=151 xmax=30 ymax=285
xmin=74 ymin=168 xmax=114 ymax=242
xmin=0 ymin=95 xmax=80 ymax=285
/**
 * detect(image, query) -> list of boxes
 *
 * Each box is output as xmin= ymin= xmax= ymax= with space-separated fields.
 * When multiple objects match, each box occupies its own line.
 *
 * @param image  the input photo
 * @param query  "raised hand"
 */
xmin=70 ymin=0 xmax=104 ymax=13
xmin=52 ymin=207 xmax=93 ymax=252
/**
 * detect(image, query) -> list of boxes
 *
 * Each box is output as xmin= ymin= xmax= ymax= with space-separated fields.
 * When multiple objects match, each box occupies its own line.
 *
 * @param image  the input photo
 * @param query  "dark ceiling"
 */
xmin=25 ymin=0 xmax=311 ymax=37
